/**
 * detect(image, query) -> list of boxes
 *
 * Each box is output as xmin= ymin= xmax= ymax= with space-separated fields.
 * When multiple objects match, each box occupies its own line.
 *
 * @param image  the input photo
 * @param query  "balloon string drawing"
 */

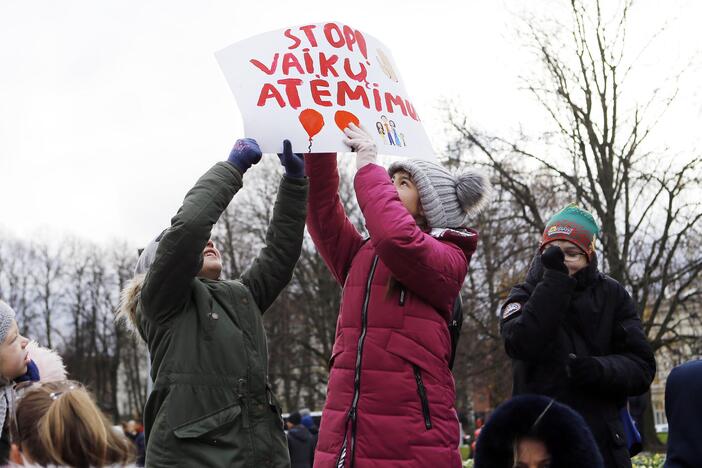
xmin=298 ymin=109 xmax=361 ymax=152
xmin=299 ymin=109 xmax=324 ymax=152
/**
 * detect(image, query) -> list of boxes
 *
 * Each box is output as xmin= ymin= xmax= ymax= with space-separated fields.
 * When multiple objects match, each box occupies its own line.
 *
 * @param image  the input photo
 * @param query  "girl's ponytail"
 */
xmin=13 ymin=380 xmax=134 ymax=467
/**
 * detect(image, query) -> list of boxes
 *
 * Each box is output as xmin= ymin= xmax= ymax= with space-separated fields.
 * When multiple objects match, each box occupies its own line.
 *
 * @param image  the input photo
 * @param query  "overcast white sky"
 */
xmin=1 ymin=0 xmax=699 ymax=247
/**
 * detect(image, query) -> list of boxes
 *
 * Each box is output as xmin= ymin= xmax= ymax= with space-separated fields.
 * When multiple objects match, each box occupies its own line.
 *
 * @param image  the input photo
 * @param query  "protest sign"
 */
xmin=216 ymin=22 xmax=434 ymax=158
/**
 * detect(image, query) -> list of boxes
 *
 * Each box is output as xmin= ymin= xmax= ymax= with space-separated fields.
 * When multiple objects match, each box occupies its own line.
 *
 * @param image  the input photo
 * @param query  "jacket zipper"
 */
xmin=399 ymin=287 xmax=406 ymax=306
xmin=413 ymin=364 xmax=432 ymax=430
xmin=336 ymin=255 xmax=379 ymax=468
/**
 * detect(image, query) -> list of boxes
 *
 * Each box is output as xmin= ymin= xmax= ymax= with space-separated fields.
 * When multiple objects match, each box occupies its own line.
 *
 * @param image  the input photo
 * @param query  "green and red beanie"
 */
xmin=540 ymin=204 xmax=600 ymax=259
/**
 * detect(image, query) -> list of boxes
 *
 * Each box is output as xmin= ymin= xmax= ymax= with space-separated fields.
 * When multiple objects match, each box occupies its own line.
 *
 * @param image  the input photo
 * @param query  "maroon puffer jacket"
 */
xmin=306 ymin=155 xmax=478 ymax=468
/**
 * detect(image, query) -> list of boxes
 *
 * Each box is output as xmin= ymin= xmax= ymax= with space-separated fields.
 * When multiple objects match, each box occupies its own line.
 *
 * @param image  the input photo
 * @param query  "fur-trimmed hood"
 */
xmin=474 ymin=395 xmax=604 ymax=468
xmin=116 ymin=273 xmax=145 ymax=338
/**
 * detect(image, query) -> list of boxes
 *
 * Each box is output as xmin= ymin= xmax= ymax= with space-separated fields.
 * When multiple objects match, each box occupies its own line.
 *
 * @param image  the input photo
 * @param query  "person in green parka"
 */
xmin=117 ymin=138 xmax=308 ymax=467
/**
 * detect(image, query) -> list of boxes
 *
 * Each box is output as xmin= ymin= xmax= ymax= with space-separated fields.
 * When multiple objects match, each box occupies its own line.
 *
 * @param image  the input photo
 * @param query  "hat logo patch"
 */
xmin=503 ymin=302 xmax=522 ymax=320
xmin=547 ymin=225 xmax=573 ymax=237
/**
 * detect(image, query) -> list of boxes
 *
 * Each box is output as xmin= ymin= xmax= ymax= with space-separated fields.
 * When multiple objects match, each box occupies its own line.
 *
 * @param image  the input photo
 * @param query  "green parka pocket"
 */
xmin=173 ymin=404 xmax=242 ymax=445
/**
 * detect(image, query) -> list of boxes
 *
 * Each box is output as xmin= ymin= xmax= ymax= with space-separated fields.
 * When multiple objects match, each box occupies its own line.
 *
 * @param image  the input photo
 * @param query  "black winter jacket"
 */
xmin=500 ymin=253 xmax=656 ymax=468
xmin=665 ymin=359 xmax=702 ymax=467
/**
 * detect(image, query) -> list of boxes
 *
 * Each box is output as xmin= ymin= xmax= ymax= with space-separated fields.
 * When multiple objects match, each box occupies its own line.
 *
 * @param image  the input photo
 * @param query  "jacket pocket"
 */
xmin=413 ymin=364 xmax=432 ymax=430
xmin=329 ymin=330 xmax=344 ymax=369
xmin=173 ymin=404 xmax=242 ymax=441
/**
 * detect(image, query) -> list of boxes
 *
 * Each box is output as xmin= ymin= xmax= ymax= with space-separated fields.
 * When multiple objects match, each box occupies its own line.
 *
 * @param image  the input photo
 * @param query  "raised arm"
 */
xmin=501 ymin=250 xmax=577 ymax=361
xmin=354 ymin=163 xmax=470 ymax=314
xmin=241 ymin=141 xmax=309 ymax=313
xmin=141 ymin=162 xmax=245 ymax=325
xmin=305 ymin=153 xmax=363 ymax=285
xmin=140 ymin=139 xmax=261 ymax=325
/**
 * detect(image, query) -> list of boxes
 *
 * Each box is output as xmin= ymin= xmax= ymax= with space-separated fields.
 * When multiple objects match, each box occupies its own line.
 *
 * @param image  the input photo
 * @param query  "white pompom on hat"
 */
xmin=388 ymin=159 xmax=491 ymax=229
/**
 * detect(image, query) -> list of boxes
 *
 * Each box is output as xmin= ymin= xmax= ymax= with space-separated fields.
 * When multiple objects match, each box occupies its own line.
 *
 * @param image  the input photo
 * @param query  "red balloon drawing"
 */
xmin=334 ymin=110 xmax=360 ymax=132
xmin=299 ymin=109 xmax=325 ymax=151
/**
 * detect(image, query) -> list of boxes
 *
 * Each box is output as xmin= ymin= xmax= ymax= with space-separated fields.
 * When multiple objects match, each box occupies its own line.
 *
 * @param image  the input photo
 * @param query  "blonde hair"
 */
xmin=12 ymin=380 xmax=134 ymax=467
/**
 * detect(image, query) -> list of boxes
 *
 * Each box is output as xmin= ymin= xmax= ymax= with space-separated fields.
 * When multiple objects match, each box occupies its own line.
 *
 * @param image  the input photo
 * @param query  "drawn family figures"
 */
xmin=117 ymin=138 xmax=308 ymax=466
xmin=306 ymin=123 xmax=491 ymax=467
xmin=375 ymin=115 xmax=406 ymax=147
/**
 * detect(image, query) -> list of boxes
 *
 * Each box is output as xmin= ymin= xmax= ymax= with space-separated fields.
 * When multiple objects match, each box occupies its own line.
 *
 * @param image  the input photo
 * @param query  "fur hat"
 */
xmin=474 ymin=395 xmax=604 ymax=468
xmin=0 ymin=301 xmax=16 ymax=343
xmin=387 ymin=160 xmax=491 ymax=229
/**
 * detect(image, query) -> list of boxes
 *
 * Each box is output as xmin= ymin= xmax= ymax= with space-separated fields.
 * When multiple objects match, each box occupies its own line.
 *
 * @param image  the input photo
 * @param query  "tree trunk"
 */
xmin=641 ymin=391 xmax=666 ymax=453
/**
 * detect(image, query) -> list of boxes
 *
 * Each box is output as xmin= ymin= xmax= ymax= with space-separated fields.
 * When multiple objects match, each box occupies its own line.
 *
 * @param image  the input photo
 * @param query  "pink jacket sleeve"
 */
xmin=305 ymin=154 xmax=364 ymax=285
xmin=354 ymin=163 xmax=472 ymax=314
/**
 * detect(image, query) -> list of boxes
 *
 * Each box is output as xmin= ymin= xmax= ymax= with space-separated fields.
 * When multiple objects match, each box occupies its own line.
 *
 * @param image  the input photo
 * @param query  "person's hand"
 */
xmin=277 ymin=140 xmax=305 ymax=179
xmin=568 ymin=354 xmax=604 ymax=387
xmin=541 ymin=245 xmax=569 ymax=275
xmin=343 ymin=123 xmax=377 ymax=170
xmin=227 ymin=138 xmax=262 ymax=174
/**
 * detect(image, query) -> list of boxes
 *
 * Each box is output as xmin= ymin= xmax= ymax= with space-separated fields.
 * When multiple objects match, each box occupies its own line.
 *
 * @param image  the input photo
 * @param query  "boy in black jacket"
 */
xmin=500 ymin=204 xmax=656 ymax=468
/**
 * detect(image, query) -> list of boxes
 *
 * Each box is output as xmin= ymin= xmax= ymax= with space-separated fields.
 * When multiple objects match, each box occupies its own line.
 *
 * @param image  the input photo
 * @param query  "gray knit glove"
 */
xmin=343 ymin=123 xmax=377 ymax=170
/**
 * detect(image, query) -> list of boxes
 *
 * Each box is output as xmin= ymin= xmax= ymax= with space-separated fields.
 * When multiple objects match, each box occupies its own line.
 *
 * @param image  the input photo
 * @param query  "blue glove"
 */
xmin=277 ymin=140 xmax=305 ymax=179
xmin=227 ymin=138 xmax=262 ymax=174
xmin=15 ymin=359 xmax=40 ymax=383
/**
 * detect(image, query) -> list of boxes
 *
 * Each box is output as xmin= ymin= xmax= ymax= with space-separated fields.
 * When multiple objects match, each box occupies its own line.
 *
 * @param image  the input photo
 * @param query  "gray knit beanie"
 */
xmin=388 ymin=159 xmax=491 ymax=229
xmin=0 ymin=301 xmax=16 ymax=343
xmin=134 ymin=229 xmax=167 ymax=276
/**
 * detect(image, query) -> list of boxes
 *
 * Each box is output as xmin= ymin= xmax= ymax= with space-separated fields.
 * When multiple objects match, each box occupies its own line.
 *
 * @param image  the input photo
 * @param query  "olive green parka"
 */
xmin=119 ymin=161 xmax=307 ymax=467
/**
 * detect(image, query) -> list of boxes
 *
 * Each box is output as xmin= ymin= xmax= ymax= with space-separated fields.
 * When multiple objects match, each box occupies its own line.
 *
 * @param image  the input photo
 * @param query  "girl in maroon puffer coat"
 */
xmin=306 ymin=124 xmax=491 ymax=468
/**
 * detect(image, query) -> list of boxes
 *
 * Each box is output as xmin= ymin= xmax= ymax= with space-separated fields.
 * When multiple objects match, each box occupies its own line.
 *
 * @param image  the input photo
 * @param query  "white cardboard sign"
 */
xmin=216 ymin=22 xmax=434 ymax=158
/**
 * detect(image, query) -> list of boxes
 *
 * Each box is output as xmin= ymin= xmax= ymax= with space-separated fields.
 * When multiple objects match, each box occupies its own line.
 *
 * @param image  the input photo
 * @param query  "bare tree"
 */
xmin=0 ymin=237 xmax=39 ymax=336
xmin=31 ymin=242 xmax=65 ymax=348
xmin=445 ymin=0 xmax=702 ymax=450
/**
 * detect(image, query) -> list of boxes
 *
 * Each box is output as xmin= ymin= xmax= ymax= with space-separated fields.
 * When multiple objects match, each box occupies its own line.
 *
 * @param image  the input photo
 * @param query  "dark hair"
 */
xmin=288 ymin=411 xmax=302 ymax=426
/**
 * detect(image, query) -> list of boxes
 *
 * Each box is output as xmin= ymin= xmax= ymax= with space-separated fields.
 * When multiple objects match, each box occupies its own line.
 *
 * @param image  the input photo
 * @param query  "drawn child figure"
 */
xmin=380 ymin=115 xmax=395 ymax=145
xmin=389 ymin=120 xmax=402 ymax=147
xmin=375 ymin=121 xmax=388 ymax=145
xmin=306 ymin=124 xmax=491 ymax=467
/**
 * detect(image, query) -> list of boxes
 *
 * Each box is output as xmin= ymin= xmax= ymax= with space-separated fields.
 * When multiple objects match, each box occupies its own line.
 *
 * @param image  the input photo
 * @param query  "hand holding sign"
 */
xmin=227 ymin=138 xmax=262 ymax=174
xmin=343 ymin=123 xmax=377 ymax=170
xmin=334 ymin=110 xmax=359 ymax=133
xmin=278 ymin=140 xmax=305 ymax=179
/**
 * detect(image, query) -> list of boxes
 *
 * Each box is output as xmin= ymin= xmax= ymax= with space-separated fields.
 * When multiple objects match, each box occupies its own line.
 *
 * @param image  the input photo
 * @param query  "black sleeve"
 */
xmin=590 ymin=281 xmax=656 ymax=398
xmin=500 ymin=269 xmax=576 ymax=361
